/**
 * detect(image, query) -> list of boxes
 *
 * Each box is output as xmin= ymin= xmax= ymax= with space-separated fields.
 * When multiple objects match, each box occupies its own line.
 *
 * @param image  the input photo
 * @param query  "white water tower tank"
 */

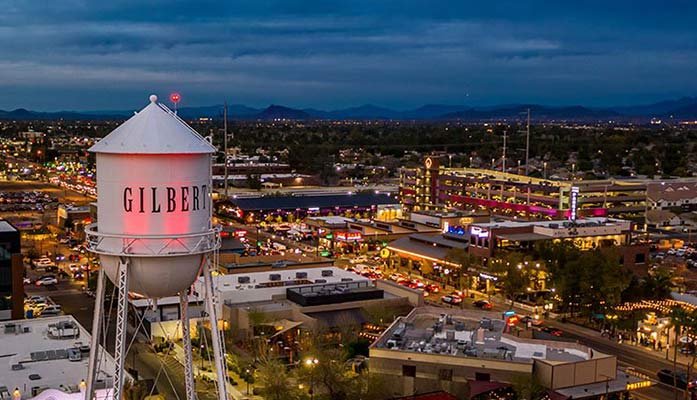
xmin=87 ymin=94 xmax=218 ymax=298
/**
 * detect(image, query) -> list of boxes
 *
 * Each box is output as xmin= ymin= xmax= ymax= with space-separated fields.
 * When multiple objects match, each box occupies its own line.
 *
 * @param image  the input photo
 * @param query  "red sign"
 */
xmin=336 ymin=231 xmax=362 ymax=242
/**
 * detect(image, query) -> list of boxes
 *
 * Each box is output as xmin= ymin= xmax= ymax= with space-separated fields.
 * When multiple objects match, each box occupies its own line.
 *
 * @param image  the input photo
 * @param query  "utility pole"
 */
xmin=502 ymin=130 xmax=507 ymax=174
xmin=223 ymin=102 xmax=229 ymax=196
xmin=525 ymin=108 xmax=530 ymax=175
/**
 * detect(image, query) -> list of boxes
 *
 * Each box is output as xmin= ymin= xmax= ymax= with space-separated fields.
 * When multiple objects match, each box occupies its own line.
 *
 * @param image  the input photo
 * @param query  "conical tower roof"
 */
xmin=89 ymin=94 xmax=217 ymax=154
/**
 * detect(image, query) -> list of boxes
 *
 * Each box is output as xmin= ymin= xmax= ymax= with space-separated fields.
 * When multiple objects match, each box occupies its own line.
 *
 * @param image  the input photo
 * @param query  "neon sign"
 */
xmin=336 ymin=231 xmax=362 ymax=241
xmin=470 ymin=226 xmax=489 ymax=238
xmin=447 ymin=225 xmax=467 ymax=236
xmin=569 ymin=186 xmax=579 ymax=221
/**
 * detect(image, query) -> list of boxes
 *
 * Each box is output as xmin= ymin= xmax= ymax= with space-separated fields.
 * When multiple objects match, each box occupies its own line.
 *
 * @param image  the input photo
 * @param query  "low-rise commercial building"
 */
xmin=461 ymin=217 xmax=649 ymax=268
xmin=369 ymin=307 xmax=650 ymax=399
xmin=0 ymin=315 xmax=123 ymax=399
xmin=0 ymin=220 xmax=23 ymax=321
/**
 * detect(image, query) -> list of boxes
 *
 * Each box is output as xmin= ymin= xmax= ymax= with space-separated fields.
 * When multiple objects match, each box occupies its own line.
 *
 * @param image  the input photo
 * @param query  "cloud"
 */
xmin=0 ymin=0 xmax=695 ymax=109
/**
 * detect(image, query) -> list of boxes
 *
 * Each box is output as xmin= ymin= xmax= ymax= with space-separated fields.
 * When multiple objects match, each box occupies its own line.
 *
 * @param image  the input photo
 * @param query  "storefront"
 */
xmin=636 ymin=312 xmax=672 ymax=350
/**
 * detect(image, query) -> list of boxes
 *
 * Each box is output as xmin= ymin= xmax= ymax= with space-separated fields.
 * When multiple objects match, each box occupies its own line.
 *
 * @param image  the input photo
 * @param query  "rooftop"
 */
xmin=387 ymin=234 xmax=467 ymax=264
xmin=0 ymin=316 xmax=119 ymax=399
xmin=229 ymin=193 xmax=398 ymax=211
xmin=372 ymin=308 xmax=600 ymax=365
xmin=0 ymin=220 xmax=17 ymax=233
xmin=132 ymin=267 xmax=370 ymax=308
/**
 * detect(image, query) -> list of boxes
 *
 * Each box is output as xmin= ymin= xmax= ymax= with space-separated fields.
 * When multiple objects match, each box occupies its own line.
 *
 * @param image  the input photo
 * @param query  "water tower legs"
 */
xmin=202 ymin=259 xmax=229 ymax=400
xmin=85 ymin=268 xmax=106 ymax=400
xmin=113 ymin=258 xmax=130 ymax=400
xmin=180 ymin=291 xmax=197 ymax=400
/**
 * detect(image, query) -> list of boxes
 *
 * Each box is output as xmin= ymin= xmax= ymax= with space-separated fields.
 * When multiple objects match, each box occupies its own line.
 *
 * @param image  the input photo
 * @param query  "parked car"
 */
xmin=25 ymin=295 xmax=46 ymax=304
xmin=38 ymin=305 xmax=62 ymax=317
xmin=540 ymin=326 xmax=564 ymax=337
xmin=520 ymin=315 xmax=544 ymax=326
xmin=473 ymin=300 xmax=493 ymax=310
xmin=23 ymin=277 xmax=32 ymax=285
xmin=441 ymin=295 xmax=463 ymax=305
xmin=657 ymin=368 xmax=697 ymax=390
xmin=424 ymin=283 xmax=441 ymax=294
xmin=35 ymin=276 xmax=58 ymax=286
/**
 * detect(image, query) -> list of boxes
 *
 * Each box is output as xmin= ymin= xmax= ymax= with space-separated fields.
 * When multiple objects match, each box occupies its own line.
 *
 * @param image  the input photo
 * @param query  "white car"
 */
xmin=25 ymin=295 xmax=46 ymax=304
xmin=35 ymin=276 xmax=58 ymax=286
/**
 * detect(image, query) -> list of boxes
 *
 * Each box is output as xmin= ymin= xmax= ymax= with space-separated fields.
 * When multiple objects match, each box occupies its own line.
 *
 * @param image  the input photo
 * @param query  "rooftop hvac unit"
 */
xmin=238 ymin=276 xmax=250 ymax=284
xmin=315 ymin=279 xmax=327 ymax=283
xmin=321 ymin=270 xmax=333 ymax=277
xmin=341 ymin=278 xmax=353 ymax=282
xmin=269 ymin=274 xmax=281 ymax=281
xmin=295 ymin=272 xmax=308 ymax=279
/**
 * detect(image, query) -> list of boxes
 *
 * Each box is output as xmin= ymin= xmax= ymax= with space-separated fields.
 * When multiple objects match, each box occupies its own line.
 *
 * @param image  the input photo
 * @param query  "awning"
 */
xmin=467 ymin=379 xmax=510 ymax=398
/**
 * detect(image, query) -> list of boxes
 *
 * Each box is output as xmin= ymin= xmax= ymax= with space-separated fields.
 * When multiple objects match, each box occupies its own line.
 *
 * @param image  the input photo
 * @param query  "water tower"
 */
xmin=84 ymin=95 xmax=228 ymax=400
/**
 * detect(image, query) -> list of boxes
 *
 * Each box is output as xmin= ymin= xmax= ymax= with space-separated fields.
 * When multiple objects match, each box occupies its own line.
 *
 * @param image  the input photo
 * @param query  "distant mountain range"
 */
xmin=2 ymin=96 xmax=697 ymax=122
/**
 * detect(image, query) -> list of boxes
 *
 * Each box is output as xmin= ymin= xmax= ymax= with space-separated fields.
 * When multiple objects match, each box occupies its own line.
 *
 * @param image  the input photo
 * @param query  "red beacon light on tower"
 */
xmin=169 ymin=92 xmax=181 ymax=113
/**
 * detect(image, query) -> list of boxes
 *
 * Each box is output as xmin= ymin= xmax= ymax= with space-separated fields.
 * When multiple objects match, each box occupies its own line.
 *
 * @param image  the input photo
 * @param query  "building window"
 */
xmin=438 ymin=369 xmax=453 ymax=381
xmin=402 ymin=365 xmax=416 ymax=377
xmin=475 ymin=372 xmax=490 ymax=382
xmin=635 ymin=253 xmax=646 ymax=264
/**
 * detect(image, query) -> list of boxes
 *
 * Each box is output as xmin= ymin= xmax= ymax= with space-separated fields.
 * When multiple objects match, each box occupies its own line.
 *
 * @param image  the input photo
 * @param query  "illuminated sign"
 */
xmin=336 ymin=231 xmax=362 ymax=241
xmin=380 ymin=248 xmax=390 ymax=259
xmin=447 ymin=225 xmax=467 ymax=236
xmin=122 ymin=185 xmax=208 ymax=213
xmin=470 ymin=226 xmax=489 ymax=238
xmin=569 ymin=186 xmax=579 ymax=221
xmin=425 ymin=157 xmax=433 ymax=169
xmin=479 ymin=273 xmax=498 ymax=281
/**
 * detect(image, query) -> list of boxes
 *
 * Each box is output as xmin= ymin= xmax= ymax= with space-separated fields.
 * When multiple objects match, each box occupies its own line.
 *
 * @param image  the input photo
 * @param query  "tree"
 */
xmin=247 ymin=173 xmax=262 ymax=190
xmin=445 ymin=248 xmax=478 ymax=296
xmin=670 ymin=306 xmax=690 ymax=399
xmin=256 ymin=359 xmax=302 ymax=400
xmin=489 ymin=252 xmax=528 ymax=306
xmin=511 ymin=374 xmax=546 ymax=400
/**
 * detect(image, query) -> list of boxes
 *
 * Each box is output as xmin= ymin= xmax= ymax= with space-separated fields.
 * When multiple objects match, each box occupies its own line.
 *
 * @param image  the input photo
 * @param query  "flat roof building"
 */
xmin=0 ymin=315 xmax=122 ymax=399
xmin=369 ymin=307 xmax=649 ymax=399
xmin=0 ymin=220 xmax=23 ymax=320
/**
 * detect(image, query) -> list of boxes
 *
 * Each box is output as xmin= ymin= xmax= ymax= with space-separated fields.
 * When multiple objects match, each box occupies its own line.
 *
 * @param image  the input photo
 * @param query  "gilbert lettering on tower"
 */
xmin=122 ymin=184 xmax=208 ymax=213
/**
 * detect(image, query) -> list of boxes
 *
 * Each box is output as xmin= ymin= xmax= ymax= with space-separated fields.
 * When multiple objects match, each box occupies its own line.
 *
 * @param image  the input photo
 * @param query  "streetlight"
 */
xmin=305 ymin=357 xmax=319 ymax=400
xmin=12 ymin=388 xmax=20 ymax=400
xmin=543 ymin=162 xmax=547 ymax=179
xmin=469 ymin=156 xmax=473 ymax=168
xmin=245 ymin=368 xmax=251 ymax=395
xmin=448 ymin=154 xmax=452 ymax=168
xmin=200 ymin=344 xmax=205 ymax=370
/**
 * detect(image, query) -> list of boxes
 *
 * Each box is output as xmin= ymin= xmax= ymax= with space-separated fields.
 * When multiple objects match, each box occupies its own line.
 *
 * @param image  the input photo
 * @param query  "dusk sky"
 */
xmin=1 ymin=0 xmax=696 ymax=110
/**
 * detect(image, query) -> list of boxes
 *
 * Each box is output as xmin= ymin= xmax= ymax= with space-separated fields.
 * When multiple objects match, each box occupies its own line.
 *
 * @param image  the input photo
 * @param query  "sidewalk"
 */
xmin=546 ymin=317 xmax=697 ymax=368
xmin=170 ymin=342 xmax=259 ymax=400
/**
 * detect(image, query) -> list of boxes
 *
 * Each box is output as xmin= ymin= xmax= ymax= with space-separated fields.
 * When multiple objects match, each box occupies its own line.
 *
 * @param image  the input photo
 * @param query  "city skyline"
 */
xmin=1 ymin=0 xmax=696 ymax=110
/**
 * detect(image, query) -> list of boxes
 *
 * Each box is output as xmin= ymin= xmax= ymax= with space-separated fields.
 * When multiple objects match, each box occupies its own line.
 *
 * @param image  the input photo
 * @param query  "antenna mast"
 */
xmin=525 ymin=108 xmax=530 ymax=175
xmin=502 ymin=130 xmax=507 ymax=174
xmin=223 ymin=102 xmax=229 ymax=196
